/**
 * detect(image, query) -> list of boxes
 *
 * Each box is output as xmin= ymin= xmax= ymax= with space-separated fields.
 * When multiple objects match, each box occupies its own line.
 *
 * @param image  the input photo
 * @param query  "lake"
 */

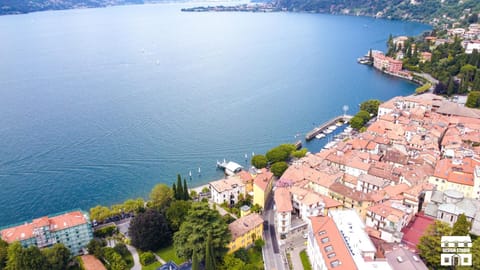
xmin=0 ymin=2 xmax=430 ymax=226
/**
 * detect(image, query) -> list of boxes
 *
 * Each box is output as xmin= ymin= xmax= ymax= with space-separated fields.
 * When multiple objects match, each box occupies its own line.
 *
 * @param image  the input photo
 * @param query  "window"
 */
xmin=327 ymin=252 xmax=336 ymax=258
xmin=319 ymin=230 xmax=326 ymax=235
xmin=321 ymin=237 xmax=329 ymax=243
xmin=324 ymin=245 xmax=333 ymax=252
xmin=330 ymin=260 xmax=340 ymax=267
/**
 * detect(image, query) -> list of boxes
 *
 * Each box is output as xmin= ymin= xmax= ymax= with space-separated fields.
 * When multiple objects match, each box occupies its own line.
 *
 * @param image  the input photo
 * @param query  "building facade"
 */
xmin=0 ymin=210 xmax=93 ymax=255
xmin=227 ymin=213 xmax=263 ymax=253
xmin=209 ymin=176 xmax=246 ymax=205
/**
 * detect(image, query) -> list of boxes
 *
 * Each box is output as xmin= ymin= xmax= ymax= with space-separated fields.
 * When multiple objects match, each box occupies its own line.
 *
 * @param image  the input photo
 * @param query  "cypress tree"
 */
xmin=183 ymin=179 xmax=189 ymax=200
xmin=452 ymin=213 xmax=471 ymax=236
xmin=176 ymin=174 xmax=183 ymax=200
xmin=172 ymin=183 xmax=177 ymax=199
xmin=192 ymin=249 xmax=199 ymax=270
xmin=205 ymin=231 xmax=215 ymax=270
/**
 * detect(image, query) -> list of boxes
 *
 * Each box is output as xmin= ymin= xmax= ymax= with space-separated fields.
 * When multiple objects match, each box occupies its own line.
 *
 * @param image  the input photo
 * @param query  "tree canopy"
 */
xmin=173 ymin=203 xmax=231 ymax=263
xmin=417 ymin=220 xmax=452 ymax=269
xmin=360 ymin=99 xmax=381 ymax=116
xmin=452 ymin=213 xmax=471 ymax=236
xmin=251 ymin=155 xmax=267 ymax=169
xmin=129 ymin=208 xmax=172 ymax=251
xmin=166 ymin=200 xmax=192 ymax=232
xmin=270 ymin=161 xmax=288 ymax=177
xmin=149 ymin=183 xmax=174 ymax=210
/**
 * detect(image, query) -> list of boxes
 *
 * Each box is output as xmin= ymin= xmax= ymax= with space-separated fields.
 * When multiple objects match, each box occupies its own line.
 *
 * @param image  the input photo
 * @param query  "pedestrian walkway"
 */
xmin=126 ymin=244 xmax=141 ymax=270
xmin=154 ymin=253 xmax=166 ymax=264
xmin=290 ymin=247 xmax=305 ymax=270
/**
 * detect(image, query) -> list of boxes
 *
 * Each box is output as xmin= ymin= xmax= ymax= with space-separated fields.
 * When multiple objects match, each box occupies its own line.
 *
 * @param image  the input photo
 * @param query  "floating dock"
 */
xmin=305 ymin=115 xmax=353 ymax=141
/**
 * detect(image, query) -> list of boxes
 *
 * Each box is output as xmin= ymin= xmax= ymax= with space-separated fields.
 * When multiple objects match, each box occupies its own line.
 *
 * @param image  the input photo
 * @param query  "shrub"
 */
xmin=93 ymin=225 xmax=117 ymax=238
xmin=139 ymin=251 xmax=156 ymax=266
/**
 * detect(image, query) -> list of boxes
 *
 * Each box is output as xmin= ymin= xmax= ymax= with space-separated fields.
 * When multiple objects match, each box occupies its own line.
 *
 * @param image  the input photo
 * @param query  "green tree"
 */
xmin=87 ymin=239 xmax=105 ymax=259
xmin=90 ymin=205 xmax=112 ymax=223
xmin=5 ymin=242 xmax=22 ymax=270
xmin=266 ymin=148 xmax=289 ymax=164
xmin=356 ymin=110 xmax=371 ymax=124
xmin=122 ymin=198 xmax=145 ymax=213
xmin=192 ymin=249 xmax=200 ymax=270
xmin=129 ymin=208 xmax=172 ymax=251
xmin=149 ymin=183 xmax=174 ymax=209
xmin=292 ymin=148 xmax=307 ymax=159
xmin=360 ymin=99 xmax=381 ymax=116
xmin=173 ymin=203 xmax=231 ymax=262
xmin=417 ymin=220 xmax=452 ymax=269
xmin=6 ymin=245 xmax=48 ymax=270
xmin=42 ymin=243 xmax=71 ymax=270
xmin=113 ymin=243 xmax=129 ymax=258
xmin=220 ymin=254 xmax=245 ymax=270
xmin=251 ymin=155 xmax=268 ymax=169
xmin=452 ymin=213 xmax=471 ymax=236
xmin=103 ymin=247 xmax=127 ymax=270
xmin=139 ymin=251 xmax=156 ymax=266
xmin=0 ymin=239 xmax=8 ymax=269
xmin=466 ymin=91 xmax=480 ymax=108
xmin=183 ymin=179 xmax=190 ymax=200
xmin=205 ymin=231 xmax=216 ymax=270
xmin=271 ymin=162 xmax=288 ymax=177
xmin=166 ymin=200 xmax=192 ymax=232
xmin=176 ymin=174 xmax=183 ymax=200
xmin=350 ymin=116 xmax=364 ymax=130
xmin=472 ymin=238 xmax=480 ymax=270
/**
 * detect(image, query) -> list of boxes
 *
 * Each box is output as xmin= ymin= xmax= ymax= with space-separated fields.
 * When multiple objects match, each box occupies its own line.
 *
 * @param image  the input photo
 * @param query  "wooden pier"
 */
xmin=305 ymin=115 xmax=353 ymax=141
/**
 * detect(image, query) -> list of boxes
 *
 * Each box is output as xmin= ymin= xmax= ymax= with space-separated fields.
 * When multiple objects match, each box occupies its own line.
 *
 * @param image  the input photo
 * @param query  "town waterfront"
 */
xmin=0 ymin=2 xmax=430 ymax=226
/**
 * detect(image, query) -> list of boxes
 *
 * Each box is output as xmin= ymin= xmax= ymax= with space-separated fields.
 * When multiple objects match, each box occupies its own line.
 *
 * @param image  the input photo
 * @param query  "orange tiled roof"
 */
xmin=254 ymin=170 xmax=274 ymax=192
xmin=1 ymin=211 xmax=88 ymax=243
xmin=310 ymin=216 xmax=358 ymax=270
xmin=274 ymin=187 xmax=293 ymax=212
xmin=228 ymin=213 xmax=263 ymax=240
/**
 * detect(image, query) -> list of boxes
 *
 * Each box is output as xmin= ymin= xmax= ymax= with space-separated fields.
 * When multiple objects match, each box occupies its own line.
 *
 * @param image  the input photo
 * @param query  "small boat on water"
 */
xmin=323 ymin=129 xmax=333 ymax=134
xmin=328 ymin=125 xmax=337 ymax=131
xmin=315 ymin=134 xmax=326 ymax=139
xmin=336 ymin=122 xmax=343 ymax=126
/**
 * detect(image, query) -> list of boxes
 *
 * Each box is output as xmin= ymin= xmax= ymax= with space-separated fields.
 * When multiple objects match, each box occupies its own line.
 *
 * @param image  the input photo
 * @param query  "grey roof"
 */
xmin=437 ymin=199 xmax=480 ymax=218
xmin=430 ymin=190 xmax=444 ymax=204
xmin=385 ymin=247 xmax=428 ymax=270
xmin=436 ymin=101 xmax=480 ymax=118
xmin=424 ymin=203 xmax=438 ymax=218
xmin=438 ymin=203 xmax=460 ymax=215
xmin=455 ymin=199 xmax=479 ymax=218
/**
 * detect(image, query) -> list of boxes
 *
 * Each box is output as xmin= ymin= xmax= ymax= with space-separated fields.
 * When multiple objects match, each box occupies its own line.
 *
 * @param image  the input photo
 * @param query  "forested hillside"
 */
xmin=0 ymin=0 xmax=144 ymax=15
xmin=276 ymin=0 xmax=480 ymax=23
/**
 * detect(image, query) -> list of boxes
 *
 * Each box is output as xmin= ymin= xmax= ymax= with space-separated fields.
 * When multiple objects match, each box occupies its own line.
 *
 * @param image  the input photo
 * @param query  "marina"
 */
xmin=305 ymin=115 xmax=353 ymax=141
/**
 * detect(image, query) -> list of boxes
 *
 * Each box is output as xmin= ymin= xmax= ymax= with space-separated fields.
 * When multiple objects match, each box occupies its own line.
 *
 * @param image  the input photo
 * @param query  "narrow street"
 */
xmin=262 ymin=195 xmax=287 ymax=270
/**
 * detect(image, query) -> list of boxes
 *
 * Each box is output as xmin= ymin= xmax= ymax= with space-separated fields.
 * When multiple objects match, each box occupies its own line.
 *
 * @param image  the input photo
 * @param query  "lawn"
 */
xmin=142 ymin=261 xmax=162 ymax=270
xmin=156 ymin=245 xmax=183 ymax=265
xmin=300 ymin=250 xmax=312 ymax=270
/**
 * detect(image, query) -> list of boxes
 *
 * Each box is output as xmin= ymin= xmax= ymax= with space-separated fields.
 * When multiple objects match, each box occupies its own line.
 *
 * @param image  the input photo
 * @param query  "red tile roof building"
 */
xmin=0 ymin=210 xmax=93 ymax=255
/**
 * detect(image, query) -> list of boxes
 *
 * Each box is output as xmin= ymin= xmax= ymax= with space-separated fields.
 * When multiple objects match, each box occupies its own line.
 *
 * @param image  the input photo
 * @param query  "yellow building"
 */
xmin=227 ymin=213 xmax=264 ymax=253
xmin=253 ymin=170 xmax=274 ymax=209
xmin=328 ymin=182 xmax=373 ymax=220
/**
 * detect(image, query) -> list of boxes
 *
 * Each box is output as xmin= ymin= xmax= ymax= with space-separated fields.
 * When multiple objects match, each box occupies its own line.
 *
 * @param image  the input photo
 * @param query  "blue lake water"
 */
xmin=0 ymin=3 xmax=430 ymax=226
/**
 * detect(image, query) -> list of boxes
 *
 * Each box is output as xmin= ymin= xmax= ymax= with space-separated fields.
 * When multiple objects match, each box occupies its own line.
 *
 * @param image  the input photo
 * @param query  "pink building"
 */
xmin=373 ymin=52 xmax=403 ymax=73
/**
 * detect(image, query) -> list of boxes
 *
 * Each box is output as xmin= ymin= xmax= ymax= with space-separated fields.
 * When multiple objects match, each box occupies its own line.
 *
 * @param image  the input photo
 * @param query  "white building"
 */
xmin=209 ymin=176 xmax=245 ymax=205
xmin=365 ymin=201 xmax=413 ymax=243
xmin=307 ymin=209 xmax=389 ymax=270
xmin=274 ymin=187 xmax=293 ymax=237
